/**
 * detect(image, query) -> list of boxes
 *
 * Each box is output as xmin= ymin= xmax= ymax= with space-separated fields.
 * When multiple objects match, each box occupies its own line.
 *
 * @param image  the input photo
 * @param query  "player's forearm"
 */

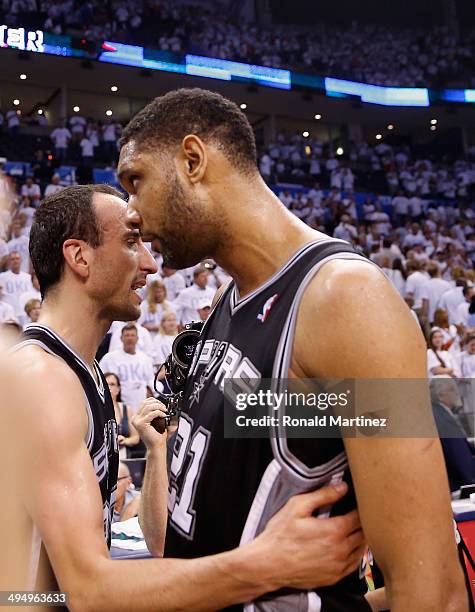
xmin=73 ymin=541 xmax=276 ymax=611
xmin=139 ymin=445 xmax=168 ymax=556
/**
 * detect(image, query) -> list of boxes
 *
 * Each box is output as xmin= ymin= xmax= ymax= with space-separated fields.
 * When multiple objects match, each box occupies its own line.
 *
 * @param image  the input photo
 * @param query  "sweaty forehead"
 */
xmin=92 ymin=192 xmax=128 ymax=230
xmin=118 ymin=140 xmax=154 ymax=173
xmin=118 ymin=140 xmax=171 ymax=180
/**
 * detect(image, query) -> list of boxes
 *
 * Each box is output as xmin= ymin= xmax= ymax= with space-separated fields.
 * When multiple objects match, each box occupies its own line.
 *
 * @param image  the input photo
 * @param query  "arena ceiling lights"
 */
xmin=2 ymin=22 xmax=475 ymax=109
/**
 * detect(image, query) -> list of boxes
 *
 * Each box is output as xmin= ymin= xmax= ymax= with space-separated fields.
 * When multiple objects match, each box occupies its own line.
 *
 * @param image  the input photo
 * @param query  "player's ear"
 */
xmin=181 ymin=135 xmax=207 ymax=183
xmin=63 ymin=239 xmax=90 ymax=279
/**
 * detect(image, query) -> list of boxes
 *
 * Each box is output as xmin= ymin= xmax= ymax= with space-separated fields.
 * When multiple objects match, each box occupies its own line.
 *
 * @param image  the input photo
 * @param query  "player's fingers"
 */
xmin=138 ymin=398 xmax=167 ymax=415
xmin=331 ymin=509 xmax=361 ymax=536
xmin=344 ymin=528 xmax=365 ymax=553
xmin=343 ymin=543 xmax=367 ymax=575
xmin=290 ymin=482 xmax=348 ymax=516
xmin=134 ymin=408 xmax=167 ymax=424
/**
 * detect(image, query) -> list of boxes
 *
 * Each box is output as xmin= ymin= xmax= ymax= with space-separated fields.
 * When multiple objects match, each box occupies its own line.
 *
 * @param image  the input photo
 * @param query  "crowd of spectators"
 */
xmin=260 ymin=133 xmax=475 ymax=198
xmin=0 ymin=136 xmax=475 ymax=482
xmin=1 ymin=0 xmax=475 ymax=87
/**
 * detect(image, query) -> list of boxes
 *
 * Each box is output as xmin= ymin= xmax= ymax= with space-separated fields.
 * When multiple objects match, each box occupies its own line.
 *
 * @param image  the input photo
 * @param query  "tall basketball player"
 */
xmin=1 ymin=184 xmax=367 ymax=609
xmin=118 ymin=88 xmax=467 ymax=611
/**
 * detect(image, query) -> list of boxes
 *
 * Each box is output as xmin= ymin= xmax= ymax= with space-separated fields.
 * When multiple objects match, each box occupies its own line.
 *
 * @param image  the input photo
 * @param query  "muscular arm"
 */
xmin=295 ymin=260 xmax=467 ymax=612
xmin=139 ymin=440 xmax=169 ymax=556
xmin=9 ymin=347 xmax=365 ymax=611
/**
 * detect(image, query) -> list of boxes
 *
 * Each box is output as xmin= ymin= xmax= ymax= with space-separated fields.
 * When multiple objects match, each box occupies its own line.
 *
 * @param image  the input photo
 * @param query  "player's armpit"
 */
xmin=295 ymin=259 xmax=467 ymax=611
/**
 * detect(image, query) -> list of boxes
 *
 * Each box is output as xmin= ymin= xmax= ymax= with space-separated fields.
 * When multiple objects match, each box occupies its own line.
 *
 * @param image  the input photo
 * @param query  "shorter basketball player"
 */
xmin=1 ymin=184 xmax=366 ymax=610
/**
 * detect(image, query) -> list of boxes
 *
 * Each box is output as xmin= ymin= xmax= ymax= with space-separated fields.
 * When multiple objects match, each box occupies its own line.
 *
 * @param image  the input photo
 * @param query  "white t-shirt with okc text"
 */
xmin=99 ymin=348 xmax=155 ymax=411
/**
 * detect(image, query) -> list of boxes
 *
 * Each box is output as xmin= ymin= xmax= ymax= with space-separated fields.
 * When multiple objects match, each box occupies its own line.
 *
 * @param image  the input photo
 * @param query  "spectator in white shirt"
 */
xmin=409 ymin=194 xmax=423 ymax=221
xmin=342 ymin=167 xmax=354 ymax=190
xmin=427 ymin=328 xmax=458 ymax=378
xmin=438 ymin=282 xmax=467 ymax=325
xmin=403 ymin=223 xmax=425 ymax=248
xmin=160 ymin=264 xmax=186 ymax=301
xmin=17 ymin=197 xmax=36 ymax=229
xmin=70 ymin=114 xmax=87 ymax=139
xmin=333 ymin=215 xmax=357 ymax=242
xmin=80 ymin=136 xmax=94 ymax=164
xmin=23 ymin=297 xmax=41 ymax=327
xmin=457 ymin=334 xmax=475 ymax=378
xmin=259 ymin=153 xmax=273 ymax=181
xmin=0 ymin=282 xmax=15 ymax=322
xmin=20 ymin=177 xmax=41 ymax=203
xmin=173 ymin=265 xmax=215 ymax=325
xmin=50 ymin=124 xmax=71 ymax=160
xmin=139 ymin=280 xmax=175 ymax=339
xmin=0 ymin=252 xmax=33 ymax=318
xmin=325 ymin=155 xmax=338 ymax=172
xmin=108 ymin=318 xmax=154 ymax=356
xmin=197 ymin=296 xmax=212 ymax=322
xmin=152 ymin=311 xmax=179 ymax=367
xmin=432 ymin=308 xmax=460 ymax=355
xmin=18 ymin=273 xmax=41 ymax=324
xmin=44 ymin=174 xmax=64 ymax=198
xmin=6 ymin=109 xmax=20 ymax=135
xmin=455 ymin=286 xmax=475 ymax=329
xmin=103 ymin=121 xmax=118 ymax=159
xmin=7 ymin=224 xmax=30 ymax=273
xmin=99 ymin=323 xmax=155 ymax=411
xmin=391 ymin=191 xmax=409 ymax=226
xmin=420 ymin=263 xmax=452 ymax=325
xmin=405 ymin=260 xmax=428 ymax=311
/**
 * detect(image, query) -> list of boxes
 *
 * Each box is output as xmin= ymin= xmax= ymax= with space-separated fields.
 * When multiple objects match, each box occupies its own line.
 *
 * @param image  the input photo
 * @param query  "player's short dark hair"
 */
xmin=120 ymin=88 xmax=257 ymax=175
xmin=30 ymin=184 xmax=124 ymax=299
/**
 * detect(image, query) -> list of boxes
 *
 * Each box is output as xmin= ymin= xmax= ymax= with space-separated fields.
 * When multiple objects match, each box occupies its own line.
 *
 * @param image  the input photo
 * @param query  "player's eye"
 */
xmin=129 ymin=175 xmax=140 ymax=190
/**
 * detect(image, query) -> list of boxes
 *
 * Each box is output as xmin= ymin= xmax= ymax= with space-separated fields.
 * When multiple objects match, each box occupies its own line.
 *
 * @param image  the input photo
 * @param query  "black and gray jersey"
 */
xmin=16 ymin=324 xmax=119 ymax=547
xmin=165 ymin=239 xmax=374 ymax=611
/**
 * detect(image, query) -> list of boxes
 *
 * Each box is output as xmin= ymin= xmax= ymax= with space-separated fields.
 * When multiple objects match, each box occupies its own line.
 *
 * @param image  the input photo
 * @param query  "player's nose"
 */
xmin=140 ymin=243 xmax=158 ymax=276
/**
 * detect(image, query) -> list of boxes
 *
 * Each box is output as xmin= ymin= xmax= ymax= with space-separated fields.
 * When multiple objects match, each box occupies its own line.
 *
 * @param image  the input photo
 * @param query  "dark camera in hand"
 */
xmin=152 ymin=321 xmax=203 ymax=430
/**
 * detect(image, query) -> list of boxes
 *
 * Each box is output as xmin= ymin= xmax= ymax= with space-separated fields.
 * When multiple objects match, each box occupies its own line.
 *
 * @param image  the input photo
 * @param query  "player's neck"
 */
xmin=213 ymin=180 xmax=324 ymax=298
xmin=38 ymin=295 xmax=111 ymax=368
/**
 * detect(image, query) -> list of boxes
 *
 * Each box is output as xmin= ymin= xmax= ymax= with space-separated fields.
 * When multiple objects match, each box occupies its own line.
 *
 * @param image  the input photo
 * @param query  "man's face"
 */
xmin=87 ymin=194 xmax=157 ymax=322
xmin=118 ymin=141 xmax=220 ymax=269
xmin=9 ymin=252 xmax=21 ymax=273
xmin=121 ymin=329 xmax=138 ymax=352
xmin=161 ymin=266 xmax=176 ymax=278
xmin=194 ymin=271 xmax=208 ymax=289
xmin=11 ymin=224 xmax=21 ymax=238
xmin=198 ymin=306 xmax=210 ymax=321
xmin=29 ymin=303 xmax=41 ymax=321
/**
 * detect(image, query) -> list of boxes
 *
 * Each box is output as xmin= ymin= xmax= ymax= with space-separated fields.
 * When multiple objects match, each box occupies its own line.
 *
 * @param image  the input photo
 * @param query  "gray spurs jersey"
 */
xmin=165 ymin=239 xmax=373 ymax=612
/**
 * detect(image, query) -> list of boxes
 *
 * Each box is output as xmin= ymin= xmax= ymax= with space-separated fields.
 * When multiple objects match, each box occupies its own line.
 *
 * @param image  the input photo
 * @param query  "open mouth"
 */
xmin=130 ymin=281 xmax=146 ymax=302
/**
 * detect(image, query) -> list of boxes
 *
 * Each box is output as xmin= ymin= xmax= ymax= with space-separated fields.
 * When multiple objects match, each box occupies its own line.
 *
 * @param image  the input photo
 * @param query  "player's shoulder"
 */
xmin=305 ymin=255 xmax=387 ymax=306
xmin=6 ymin=344 xmax=82 ymax=396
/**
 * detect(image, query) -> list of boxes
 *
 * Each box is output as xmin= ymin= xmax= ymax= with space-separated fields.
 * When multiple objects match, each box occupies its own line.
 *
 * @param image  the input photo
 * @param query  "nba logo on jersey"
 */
xmin=257 ymin=293 xmax=278 ymax=323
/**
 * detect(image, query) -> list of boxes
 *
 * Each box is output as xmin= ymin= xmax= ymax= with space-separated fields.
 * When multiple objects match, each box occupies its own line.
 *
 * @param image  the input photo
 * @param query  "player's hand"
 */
xmin=255 ymin=482 xmax=365 ymax=590
xmin=132 ymin=397 xmax=168 ymax=451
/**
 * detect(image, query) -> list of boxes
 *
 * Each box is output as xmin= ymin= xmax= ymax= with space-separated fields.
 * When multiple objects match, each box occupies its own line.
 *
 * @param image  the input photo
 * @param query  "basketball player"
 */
xmin=1 ymin=184 xmax=367 ymax=609
xmin=117 ymin=88 xmax=467 ymax=611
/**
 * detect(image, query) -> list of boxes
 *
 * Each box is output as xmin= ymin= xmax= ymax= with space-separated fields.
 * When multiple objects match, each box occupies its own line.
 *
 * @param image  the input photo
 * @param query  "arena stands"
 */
xmin=0 ymin=2 xmax=474 ymax=468
xmin=1 ymin=0 xmax=475 ymax=88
